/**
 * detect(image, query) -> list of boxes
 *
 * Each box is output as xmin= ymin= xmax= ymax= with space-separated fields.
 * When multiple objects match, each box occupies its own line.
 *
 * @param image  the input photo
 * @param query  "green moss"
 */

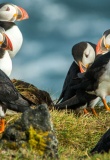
xmin=27 ymin=126 xmax=49 ymax=155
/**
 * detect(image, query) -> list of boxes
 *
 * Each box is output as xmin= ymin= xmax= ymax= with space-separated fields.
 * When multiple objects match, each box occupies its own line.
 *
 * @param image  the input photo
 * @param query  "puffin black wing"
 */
xmin=55 ymin=90 xmax=97 ymax=110
xmin=90 ymin=128 xmax=110 ymax=154
xmin=55 ymin=91 xmax=86 ymax=110
xmin=57 ymin=62 xmax=80 ymax=103
xmin=0 ymin=69 xmax=30 ymax=112
xmin=62 ymin=62 xmax=80 ymax=91
xmin=0 ymin=69 xmax=19 ymax=102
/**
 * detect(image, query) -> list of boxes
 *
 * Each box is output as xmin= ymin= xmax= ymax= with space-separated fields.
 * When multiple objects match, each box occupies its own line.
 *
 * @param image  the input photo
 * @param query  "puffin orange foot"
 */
xmin=106 ymin=108 xmax=110 ymax=111
xmin=102 ymin=98 xmax=110 ymax=111
xmin=83 ymin=108 xmax=89 ymax=114
xmin=0 ymin=119 xmax=5 ymax=134
xmin=91 ymin=108 xmax=98 ymax=116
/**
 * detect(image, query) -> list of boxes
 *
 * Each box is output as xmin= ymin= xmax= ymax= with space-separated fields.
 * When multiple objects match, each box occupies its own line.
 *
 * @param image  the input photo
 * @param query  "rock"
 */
xmin=0 ymin=104 xmax=58 ymax=159
xmin=90 ymin=128 xmax=110 ymax=154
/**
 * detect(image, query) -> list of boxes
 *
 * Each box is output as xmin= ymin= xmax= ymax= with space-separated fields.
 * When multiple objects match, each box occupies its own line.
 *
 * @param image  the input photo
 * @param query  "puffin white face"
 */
xmin=0 ymin=3 xmax=29 ymax=22
xmin=104 ymin=34 xmax=110 ymax=51
xmin=0 ymin=4 xmax=17 ymax=22
xmin=82 ymin=43 xmax=95 ymax=66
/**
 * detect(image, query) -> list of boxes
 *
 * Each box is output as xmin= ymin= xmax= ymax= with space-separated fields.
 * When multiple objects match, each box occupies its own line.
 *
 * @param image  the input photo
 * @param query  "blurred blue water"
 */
xmin=1 ymin=0 xmax=110 ymax=99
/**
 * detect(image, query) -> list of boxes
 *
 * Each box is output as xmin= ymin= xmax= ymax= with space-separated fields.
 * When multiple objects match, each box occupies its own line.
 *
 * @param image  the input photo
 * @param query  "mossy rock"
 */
xmin=0 ymin=104 xmax=58 ymax=159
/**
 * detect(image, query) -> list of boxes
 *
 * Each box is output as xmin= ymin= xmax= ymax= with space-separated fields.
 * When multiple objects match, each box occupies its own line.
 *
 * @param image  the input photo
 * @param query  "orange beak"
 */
xmin=2 ymin=33 xmax=13 ymax=51
xmin=78 ymin=61 xmax=87 ymax=73
xmin=15 ymin=6 xmax=29 ymax=21
xmin=96 ymin=36 xmax=107 ymax=55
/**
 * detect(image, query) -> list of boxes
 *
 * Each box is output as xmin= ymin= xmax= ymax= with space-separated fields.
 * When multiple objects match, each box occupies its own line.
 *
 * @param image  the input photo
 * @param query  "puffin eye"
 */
xmin=85 ymin=54 xmax=88 ymax=58
xmin=6 ymin=7 xmax=10 ymax=11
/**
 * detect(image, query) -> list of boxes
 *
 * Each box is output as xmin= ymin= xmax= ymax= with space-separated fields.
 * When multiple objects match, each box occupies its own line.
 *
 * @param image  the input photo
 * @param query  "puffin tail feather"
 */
xmin=54 ymin=95 xmax=81 ymax=110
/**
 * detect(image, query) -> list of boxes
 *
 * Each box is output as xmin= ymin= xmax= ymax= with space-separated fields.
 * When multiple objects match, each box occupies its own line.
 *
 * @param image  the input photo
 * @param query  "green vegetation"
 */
xmin=0 ymin=107 xmax=110 ymax=159
xmin=27 ymin=126 xmax=49 ymax=155
xmin=52 ymin=108 xmax=110 ymax=160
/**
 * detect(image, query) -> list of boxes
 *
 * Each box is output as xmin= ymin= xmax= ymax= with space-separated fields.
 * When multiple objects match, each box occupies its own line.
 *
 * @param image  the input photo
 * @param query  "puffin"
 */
xmin=0 ymin=26 xmax=13 ymax=76
xmin=0 ymin=76 xmax=53 ymax=134
xmin=58 ymin=29 xmax=110 ymax=112
xmin=56 ymin=42 xmax=96 ymax=113
xmin=94 ymin=29 xmax=110 ymax=110
xmin=0 ymin=69 xmax=31 ymax=133
xmin=0 ymin=75 xmax=53 ymax=134
xmin=55 ymin=29 xmax=110 ymax=114
xmin=0 ymin=3 xmax=29 ymax=58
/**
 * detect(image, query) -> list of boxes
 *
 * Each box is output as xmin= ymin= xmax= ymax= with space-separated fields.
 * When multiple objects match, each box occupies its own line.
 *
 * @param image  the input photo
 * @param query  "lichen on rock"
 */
xmin=0 ymin=104 xmax=58 ymax=159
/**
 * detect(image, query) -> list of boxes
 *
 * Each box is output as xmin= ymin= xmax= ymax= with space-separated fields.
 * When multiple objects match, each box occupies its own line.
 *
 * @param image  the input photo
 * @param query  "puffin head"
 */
xmin=0 ymin=27 xmax=13 ymax=51
xmin=72 ymin=42 xmax=96 ymax=73
xmin=96 ymin=29 xmax=110 ymax=55
xmin=0 ymin=3 xmax=29 ymax=22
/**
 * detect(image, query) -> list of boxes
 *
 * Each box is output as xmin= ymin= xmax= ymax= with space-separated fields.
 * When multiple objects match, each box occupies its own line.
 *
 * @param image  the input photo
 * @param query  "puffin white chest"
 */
xmin=95 ymin=60 xmax=110 ymax=98
xmin=0 ymin=105 xmax=5 ymax=117
xmin=0 ymin=51 xmax=12 ymax=77
xmin=6 ymin=25 xmax=23 ymax=58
